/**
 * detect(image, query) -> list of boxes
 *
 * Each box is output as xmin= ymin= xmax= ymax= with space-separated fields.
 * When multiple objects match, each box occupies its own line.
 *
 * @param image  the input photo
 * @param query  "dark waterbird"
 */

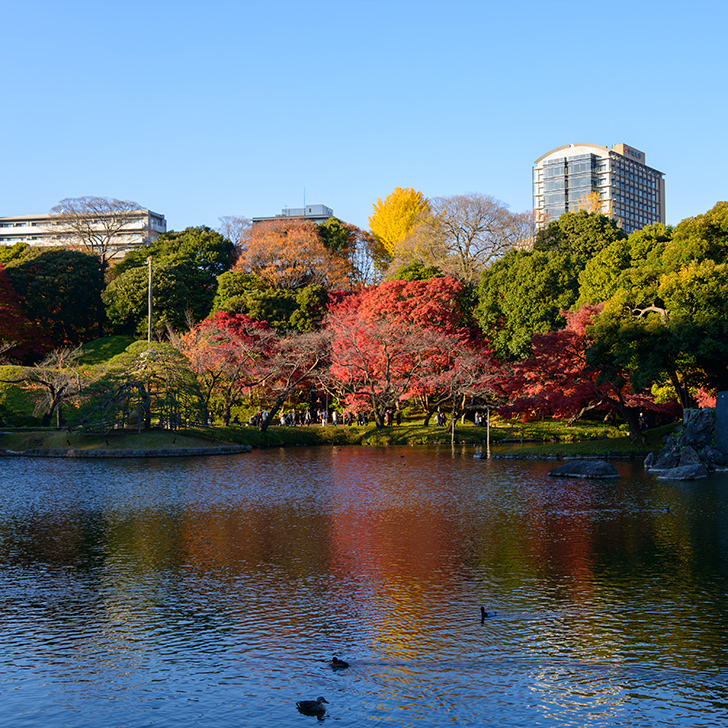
xmin=296 ymin=696 xmax=329 ymax=716
xmin=481 ymin=606 xmax=497 ymax=622
xmin=330 ymin=657 xmax=349 ymax=669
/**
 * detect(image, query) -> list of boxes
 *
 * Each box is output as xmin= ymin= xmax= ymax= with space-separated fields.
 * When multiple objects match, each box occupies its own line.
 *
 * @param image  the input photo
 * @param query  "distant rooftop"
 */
xmin=252 ymin=204 xmax=334 ymax=224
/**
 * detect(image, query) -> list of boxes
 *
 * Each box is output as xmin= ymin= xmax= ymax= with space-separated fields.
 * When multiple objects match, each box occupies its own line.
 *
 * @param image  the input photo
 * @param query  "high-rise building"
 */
xmin=532 ymin=143 xmax=665 ymax=234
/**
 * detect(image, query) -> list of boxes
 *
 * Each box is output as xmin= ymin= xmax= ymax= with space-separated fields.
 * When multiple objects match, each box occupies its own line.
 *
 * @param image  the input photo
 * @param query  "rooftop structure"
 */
xmin=533 ymin=143 xmax=665 ymax=234
xmin=252 ymin=204 xmax=334 ymax=225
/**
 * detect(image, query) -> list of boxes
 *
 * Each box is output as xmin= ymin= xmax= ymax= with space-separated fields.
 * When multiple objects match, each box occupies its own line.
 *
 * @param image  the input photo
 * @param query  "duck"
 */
xmin=296 ymin=696 xmax=329 ymax=716
xmin=330 ymin=657 xmax=349 ymax=669
xmin=480 ymin=606 xmax=497 ymax=622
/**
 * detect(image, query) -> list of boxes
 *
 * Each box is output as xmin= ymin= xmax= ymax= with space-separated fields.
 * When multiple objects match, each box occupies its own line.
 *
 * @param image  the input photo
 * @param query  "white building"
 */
xmin=0 ymin=209 xmax=167 ymax=260
xmin=533 ymin=143 xmax=665 ymax=234
xmin=252 ymin=204 xmax=334 ymax=225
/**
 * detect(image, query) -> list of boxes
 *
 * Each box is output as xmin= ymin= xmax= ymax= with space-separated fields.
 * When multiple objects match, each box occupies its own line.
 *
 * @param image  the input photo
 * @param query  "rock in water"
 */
xmin=548 ymin=460 xmax=619 ymax=479
xmin=657 ymin=464 xmax=708 ymax=481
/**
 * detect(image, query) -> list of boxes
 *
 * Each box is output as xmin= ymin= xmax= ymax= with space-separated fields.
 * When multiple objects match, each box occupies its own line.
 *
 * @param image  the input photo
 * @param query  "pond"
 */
xmin=1 ymin=446 xmax=728 ymax=727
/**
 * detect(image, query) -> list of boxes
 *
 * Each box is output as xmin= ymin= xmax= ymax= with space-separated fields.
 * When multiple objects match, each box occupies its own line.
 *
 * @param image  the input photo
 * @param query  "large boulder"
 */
xmin=651 ymin=452 xmax=680 ymax=470
xmin=657 ymin=464 xmax=708 ymax=481
xmin=678 ymin=409 xmax=714 ymax=450
xmin=700 ymin=446 xmax=728 ymax=467
xmin=645 ymin=405 xmax=728 ymax=476
xmin=716 ymin=392 xmax=728 ymax=455
xmin=548 ymin=460 xmax=619 ymax=479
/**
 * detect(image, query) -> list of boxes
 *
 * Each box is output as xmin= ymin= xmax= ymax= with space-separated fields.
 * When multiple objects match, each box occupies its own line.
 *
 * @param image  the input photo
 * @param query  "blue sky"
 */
xmin=1 ymin=0 xmax=725 ymax=232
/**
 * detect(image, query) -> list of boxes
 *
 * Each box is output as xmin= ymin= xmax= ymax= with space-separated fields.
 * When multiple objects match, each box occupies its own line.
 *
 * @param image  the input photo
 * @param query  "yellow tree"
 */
xmin=368 ymin=187 xmax=430 ymax=259
xmin=576 ymin=190 xmax=613 ymax=217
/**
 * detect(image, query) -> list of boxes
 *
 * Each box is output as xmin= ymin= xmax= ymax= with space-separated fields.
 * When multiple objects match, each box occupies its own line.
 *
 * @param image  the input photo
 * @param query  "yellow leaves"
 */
xmin=368 ymin=187 xmax=430 ymax=257
xmin=576 ymin=190 xmax=612 ymax=217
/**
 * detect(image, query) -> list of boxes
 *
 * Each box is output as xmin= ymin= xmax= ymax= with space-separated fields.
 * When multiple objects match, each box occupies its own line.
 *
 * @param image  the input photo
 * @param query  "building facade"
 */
xmin=252 ymin=204 xmax=334 ymax=225
xmin=0 ymin=209 xmax=167 ymax=260
xmin=533 ymin=143 xmax=665 ymax=234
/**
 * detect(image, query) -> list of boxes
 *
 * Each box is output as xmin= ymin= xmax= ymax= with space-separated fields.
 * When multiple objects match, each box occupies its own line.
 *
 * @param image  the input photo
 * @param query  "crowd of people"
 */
xmin=213 ymin=408 xmax=489 ymax=428
xmin=240 ymin=408 xmax=402 ymax=427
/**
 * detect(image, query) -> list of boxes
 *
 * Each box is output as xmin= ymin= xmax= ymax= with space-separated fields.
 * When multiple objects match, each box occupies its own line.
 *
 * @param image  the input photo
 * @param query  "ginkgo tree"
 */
xmin=368 ymin=187 xmax=430 ymax=261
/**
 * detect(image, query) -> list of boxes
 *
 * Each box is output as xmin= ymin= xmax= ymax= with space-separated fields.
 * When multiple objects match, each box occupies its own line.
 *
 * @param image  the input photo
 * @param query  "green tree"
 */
xmin=5 ymin=249 xmax=105 ymax=346
xmin=73 ymin=340 xmax=203 ymax=431
xmin=114 ymin=225 xmax=234 ymax=278
xmin=578 ymin=223 xmax=673 ymax=307
xmin=211 ymin=270 xmax=267 ymax=312
xmin=477 ymin=249 xmax=583 ymax=360
xmin=476 ymin=210 xmax=627 ymax=361
xmin=105 ymin=226 xmax=235 ymax=335
xmin=0 ymin=242 xmax=30 ymax=266
xmin=103 ymin=263 xmax=215 ymax=336
xmin=579 ymin=202 xmax=728 ymax=408
xmin=387 ymin=260 xmax=443 ymax=281
xmin=534 ymin=209 xmax=627 ymax=263
xmin=212 ymin=271 xmax=328 ymax=332
xmin=319 ymin=216 xmax=351 ymax=253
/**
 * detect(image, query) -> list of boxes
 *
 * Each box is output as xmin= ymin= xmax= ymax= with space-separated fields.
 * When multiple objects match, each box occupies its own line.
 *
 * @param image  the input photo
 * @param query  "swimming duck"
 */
xmin=296 ymin=696 xmax=329 ymax=716
xmin=480 ymin=606 xmax=497 ymax=622
xmin=330 ymin=657 xmax=349 ymax=669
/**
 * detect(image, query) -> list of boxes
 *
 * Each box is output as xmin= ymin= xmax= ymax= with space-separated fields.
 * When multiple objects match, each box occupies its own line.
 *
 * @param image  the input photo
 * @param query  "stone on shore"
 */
xmin=548 ymin=460 xmax=619 ymax=479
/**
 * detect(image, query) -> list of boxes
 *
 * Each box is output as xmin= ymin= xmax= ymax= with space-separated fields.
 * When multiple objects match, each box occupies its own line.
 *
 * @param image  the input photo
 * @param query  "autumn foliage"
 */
xmin=326 ymin=276 xmax=494 ymax=425
xmin=0 ymin=263 xmax=50 ymax=360
xmin=502 ymin=304 xmax=676 ymax=440
xmin=235 ymin=218 xmax=354 ymax=290
xmin=368 ymin=187 xmax=430 ymax=258
xmin=178 ymin=311 xmax=275 ymax=424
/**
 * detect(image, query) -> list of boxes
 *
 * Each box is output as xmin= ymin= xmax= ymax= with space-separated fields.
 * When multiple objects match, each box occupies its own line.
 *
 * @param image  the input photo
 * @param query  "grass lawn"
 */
xmin=78 ymin=335 xmax=137 ymax=366
xmin=496 ymin=423 xmax=677 ymax=457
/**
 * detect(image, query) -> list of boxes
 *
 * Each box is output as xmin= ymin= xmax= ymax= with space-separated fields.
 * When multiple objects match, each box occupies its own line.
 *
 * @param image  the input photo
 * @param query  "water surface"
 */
xmin=1 ymin=446 xmax=728 ymax=726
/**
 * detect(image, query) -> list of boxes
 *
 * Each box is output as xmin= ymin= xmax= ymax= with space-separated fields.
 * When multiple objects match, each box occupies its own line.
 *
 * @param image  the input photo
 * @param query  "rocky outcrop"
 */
xmin=644 ymin=407 xmax=727 ymax=480
xmin=548 ymin=460 xmax=619 ymax=479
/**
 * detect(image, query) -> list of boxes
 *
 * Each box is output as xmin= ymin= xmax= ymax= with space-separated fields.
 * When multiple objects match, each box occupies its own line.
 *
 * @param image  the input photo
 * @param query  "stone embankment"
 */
xmin=644 ymin=407 xmax=727 ymax=481
xmin=1 ymin=445 xmax=252 ymax=458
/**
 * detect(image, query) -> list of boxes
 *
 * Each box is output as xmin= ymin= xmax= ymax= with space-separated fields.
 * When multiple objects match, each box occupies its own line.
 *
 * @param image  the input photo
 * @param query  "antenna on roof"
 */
xmin=303 ymin=187 xmax=306 ymax=211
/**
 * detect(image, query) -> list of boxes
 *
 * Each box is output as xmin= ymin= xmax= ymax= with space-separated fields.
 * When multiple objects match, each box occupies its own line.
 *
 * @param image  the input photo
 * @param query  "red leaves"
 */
xmin=357 ymin=276 xmax=469 ymax=334
xmin=0 ymin=264 xmax=51 ymax=360
xmin=326 ymin=276 xmax=495 ymax=422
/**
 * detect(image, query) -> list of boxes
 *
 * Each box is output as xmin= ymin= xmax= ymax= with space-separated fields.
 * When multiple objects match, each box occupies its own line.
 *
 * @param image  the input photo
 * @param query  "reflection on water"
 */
xmin=2 ymin=446 xmax=728 ymax=726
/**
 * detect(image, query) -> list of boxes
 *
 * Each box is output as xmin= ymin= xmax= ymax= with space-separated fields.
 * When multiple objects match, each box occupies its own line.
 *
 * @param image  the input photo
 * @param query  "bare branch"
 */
xmin=49 ymin=196 xmax=149 ymax=264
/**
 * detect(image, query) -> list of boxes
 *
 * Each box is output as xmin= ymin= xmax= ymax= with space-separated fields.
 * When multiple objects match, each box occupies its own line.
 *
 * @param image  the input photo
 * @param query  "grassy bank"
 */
xmin=494 ymin=423 xmax=677 ymax=458
xmin=1 ymin=418 xmax=676 ymax=455
xmin=0 ymin=429 xmax=236 ymax=452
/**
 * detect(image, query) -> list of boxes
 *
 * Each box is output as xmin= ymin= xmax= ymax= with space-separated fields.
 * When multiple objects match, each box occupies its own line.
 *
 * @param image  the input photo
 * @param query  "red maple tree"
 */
xmin=177 ymin=311 xmax=276 ymax=425
xmin=502 ymin=304 xmax=673 ymax=441
xmin=326 ymin=276 xmax=487 ymax=426
xmin=0 ymin=263 xmax=50 ymax=361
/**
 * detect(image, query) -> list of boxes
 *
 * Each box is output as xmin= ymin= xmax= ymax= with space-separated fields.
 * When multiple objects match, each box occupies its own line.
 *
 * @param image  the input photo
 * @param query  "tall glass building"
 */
xmin=533 ymin=143 xmax=665 ymax=234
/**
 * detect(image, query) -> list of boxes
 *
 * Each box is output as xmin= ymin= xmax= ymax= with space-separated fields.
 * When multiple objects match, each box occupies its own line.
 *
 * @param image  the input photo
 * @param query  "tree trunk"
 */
xmin=450 ymin=394 xmax=456 ymax=446
xmin=668 ymin=370 xmax=694 ymax=412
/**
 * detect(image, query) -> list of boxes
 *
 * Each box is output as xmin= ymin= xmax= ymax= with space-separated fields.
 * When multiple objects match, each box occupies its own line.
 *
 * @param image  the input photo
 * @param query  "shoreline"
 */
xmin=0 ymin=444 xmax=252 ymax=458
